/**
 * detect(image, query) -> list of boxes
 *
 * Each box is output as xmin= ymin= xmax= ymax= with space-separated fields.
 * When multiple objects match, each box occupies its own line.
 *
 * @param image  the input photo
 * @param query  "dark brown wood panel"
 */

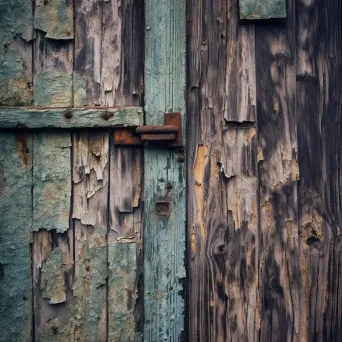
xmin=297 ymin=0 xmax=342 ymax=341
xmin=187 ymin=0 xmax=258 ymax=341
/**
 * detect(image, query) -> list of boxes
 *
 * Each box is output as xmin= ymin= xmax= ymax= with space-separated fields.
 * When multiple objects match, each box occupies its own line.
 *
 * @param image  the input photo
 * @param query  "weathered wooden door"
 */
xmin=0 ymin=0 xmax=185 ymax=341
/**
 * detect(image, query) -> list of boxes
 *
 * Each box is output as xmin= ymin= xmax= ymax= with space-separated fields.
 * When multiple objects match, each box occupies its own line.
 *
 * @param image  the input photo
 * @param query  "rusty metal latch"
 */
xmin=114 ymin=112 xmax=183 ymax=147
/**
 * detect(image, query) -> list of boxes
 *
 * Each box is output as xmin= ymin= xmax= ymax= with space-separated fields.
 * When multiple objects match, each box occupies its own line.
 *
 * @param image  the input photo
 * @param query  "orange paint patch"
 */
xmin=194 ymin=145 xmax=209 ymax=238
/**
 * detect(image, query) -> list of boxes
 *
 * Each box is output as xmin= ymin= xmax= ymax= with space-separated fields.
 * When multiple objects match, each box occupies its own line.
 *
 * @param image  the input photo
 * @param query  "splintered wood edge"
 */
xmin=0 ymin=107 xmax=143 ymax=128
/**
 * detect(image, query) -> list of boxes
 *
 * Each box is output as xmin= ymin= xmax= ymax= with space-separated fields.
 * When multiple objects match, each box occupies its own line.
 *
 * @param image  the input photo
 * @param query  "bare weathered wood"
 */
xmin=255 ymin=0 xmax=299 ymax=340
xmin=72 ymin=132 xmax=109 ymax=342
xmin=108 ymin=146 xmax=142 ymax=341
xmin=297 ymin=0 xmax=342 ymax=341
xmin=144 ymin=0 xmax=186 ymax=340
xmin=0 ymin=0 xmax=33 ymax=105
xmin=187 ymin=0 xmax=259 ymax=341
xmin=0 ymin=107 xmax=143 ymax=128
xmin=33 ymin=230 xmax=74 ymax=340
xmin=0 ymin=132 xmax=33 ymax=342
xmin=239 ymin=0 xmax=287 ymax=19
xmin=101 ymin=0 xmax=144 ymax=106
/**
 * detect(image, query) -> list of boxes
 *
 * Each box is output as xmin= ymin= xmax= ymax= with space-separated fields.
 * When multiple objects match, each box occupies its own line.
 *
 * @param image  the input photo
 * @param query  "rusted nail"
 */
xmin=177 ymin=155 xmax=185 ymax=163
xmin=166 ymin=183 xmax=173 ymax=190
xmin=101 ymin=110 xmax=113 ymax=121
xmin=64 ymin=110 xmax=73 ymax=119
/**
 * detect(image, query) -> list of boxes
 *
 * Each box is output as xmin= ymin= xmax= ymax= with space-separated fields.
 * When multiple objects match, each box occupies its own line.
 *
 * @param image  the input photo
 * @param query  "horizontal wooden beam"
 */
xmin=0 ymin=107 xmax=143 ymax=129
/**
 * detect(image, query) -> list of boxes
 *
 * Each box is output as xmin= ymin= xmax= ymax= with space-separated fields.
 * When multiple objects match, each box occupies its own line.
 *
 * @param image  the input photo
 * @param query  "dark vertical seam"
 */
xmin=106 ymin=130 xmax=111 ymax=342
xmin=31 ymin=133 xmax=35 ymax=342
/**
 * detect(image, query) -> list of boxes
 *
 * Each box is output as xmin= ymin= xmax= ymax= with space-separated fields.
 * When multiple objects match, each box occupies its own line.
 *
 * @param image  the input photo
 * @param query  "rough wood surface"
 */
xmin=297 ymin=0 xmax=342 ymax=341
xmin=187 ymin=1 xmax=259 ymax=340
xmin=108 ymin=146 xmax=143 ymax=341
xmin=0 ymin=0 xmax=33 ymax=105
xmin=101 ymin=0 xmax=144 ymax=106
xmin=0 ymin=132 xmax=33 ymax=342
xmin=33 ymin=132 xmax=71 ymax=233
xmin=0 ymin=107 xmax=143 ymax=128
xmin=144 ymin=0 xmax=186 ymax=340
xmin=255 ymin=0 xmax=299 ymax=340
xmin=73 ymin=131 xmax=109 ymax=342
xmin=239 ymin=0 xmax=287 ymax=19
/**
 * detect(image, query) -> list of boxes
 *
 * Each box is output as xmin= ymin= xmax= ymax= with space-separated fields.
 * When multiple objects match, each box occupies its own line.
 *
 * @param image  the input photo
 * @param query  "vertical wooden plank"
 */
xmin=0 ymin=0 xmax=33 ymax=105
xmin=144 ymin=0 xmax=186 ymax=340
xmin=0 ymin=133 xmax=33 ymax=342
xmin=297 ymin=0 xmax=342 ymax=340
xmin=32 ymin=1 xmax=74 ymax=338
xmin=72 ymin=132 xmax=108 ymax=342
xmin=187 ymin=0 xmax=258 ymax=341
xmin=255 ymin=0 xmax=300 ymax=340
xmin=32 ymin=132 xmax=74 ymax=340
xmin=108 ymin=146 xmax=143 ymax=341
xmin=101 ymin=0 xmax=144 ymax=106
xmin=73 ymin=2 xmax=110 ymax=340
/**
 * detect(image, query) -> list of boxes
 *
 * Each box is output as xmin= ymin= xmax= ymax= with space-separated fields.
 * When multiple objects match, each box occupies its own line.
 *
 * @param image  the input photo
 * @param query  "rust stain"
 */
xmin=15 ymin=132 xmax=30 ymax=168
xmin=194 ymin=145 xmax=209 ymax=238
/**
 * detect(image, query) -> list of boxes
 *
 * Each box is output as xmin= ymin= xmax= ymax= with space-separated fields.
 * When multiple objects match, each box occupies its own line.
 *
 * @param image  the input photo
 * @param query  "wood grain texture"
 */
xmin=0 ymin=0 xmax=33 ymax=105
xmin=187 ymin=0 xmax=258 ymax=341
xmin=297 ymin=0 xmax=342 ymax=341
xmin=101 ymin=0 xmax=144 ymax=106
xmin=255 ymin=0 xmax=299 ymax=340
xmin=0 ymin=132 xmax=33 ymax=342
xmin=33 ymin=30 xmax=73 ymax=107
xmin=108 ymin=146 xmax=143 ymax=341
xmin=0 ymin=107 xmax=143 ymax=128
xmin=144 ymin=0 xmax=186 ymax=340
xmin=73 ymin=131 xmax=109 ymax=342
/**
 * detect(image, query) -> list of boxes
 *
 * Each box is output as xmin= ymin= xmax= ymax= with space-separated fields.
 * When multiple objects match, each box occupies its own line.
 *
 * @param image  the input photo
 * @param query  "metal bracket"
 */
xmin=114 ymin=112 xmax=183 ymax=147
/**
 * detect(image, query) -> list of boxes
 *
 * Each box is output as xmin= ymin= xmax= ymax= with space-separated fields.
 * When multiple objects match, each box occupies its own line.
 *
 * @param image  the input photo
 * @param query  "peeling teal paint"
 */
xmin=40 ymin=248 xmax=66 ymax=304
xmin=240 ymin=0 xmax=287 ymax=19
xmin=33 ymin=132 xmax=71 ymax=233
xmin=34 ymin=71 xmax=73 ymax=107
xmin=0 ymin=133 xmax=32 ymax=342
xmin=34 ymin=0 xmax=74 ymax=39
xmin=144 ymin=0 xmax=186 ymax=340
xmin=0 ymin=0 xmax=33 ymax=105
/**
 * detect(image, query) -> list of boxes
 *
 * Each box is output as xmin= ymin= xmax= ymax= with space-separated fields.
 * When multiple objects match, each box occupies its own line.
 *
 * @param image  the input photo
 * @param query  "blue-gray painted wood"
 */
xmin=0 ymin=132 xmax=32 ymax=341
xmin=240 ymin=0 xmax=287 ymax=19
xmin=144 ymin=0 xmax=186 ymax=340
xmin=0 ymin=107 xmax=143 ymax=128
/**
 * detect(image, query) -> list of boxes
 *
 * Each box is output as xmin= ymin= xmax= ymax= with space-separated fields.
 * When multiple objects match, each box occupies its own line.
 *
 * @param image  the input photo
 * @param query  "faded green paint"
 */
xmin=40 ymin=248 xmax=66 ymax=304
xmin=0 ymin=107 xmax=143 ymax=128
xmin=0 ymin=132 xmax=32 ymax=342
xmin=33 ymin=132 xmax=71 ymax=233
xmin=34 ymin=71 xmax=73 ymax=107
xmin=240 ymin=0 xmax=287 ymax=19
xmin=0 ymin=0 xmax=33 ymax=105
xmin=144 ymin=0 xmax=186 ymax=340
xmin=108 ymin=242 xmax=137 ymax=342
xmin=34 ymin=0 xmax=74 ymax=39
